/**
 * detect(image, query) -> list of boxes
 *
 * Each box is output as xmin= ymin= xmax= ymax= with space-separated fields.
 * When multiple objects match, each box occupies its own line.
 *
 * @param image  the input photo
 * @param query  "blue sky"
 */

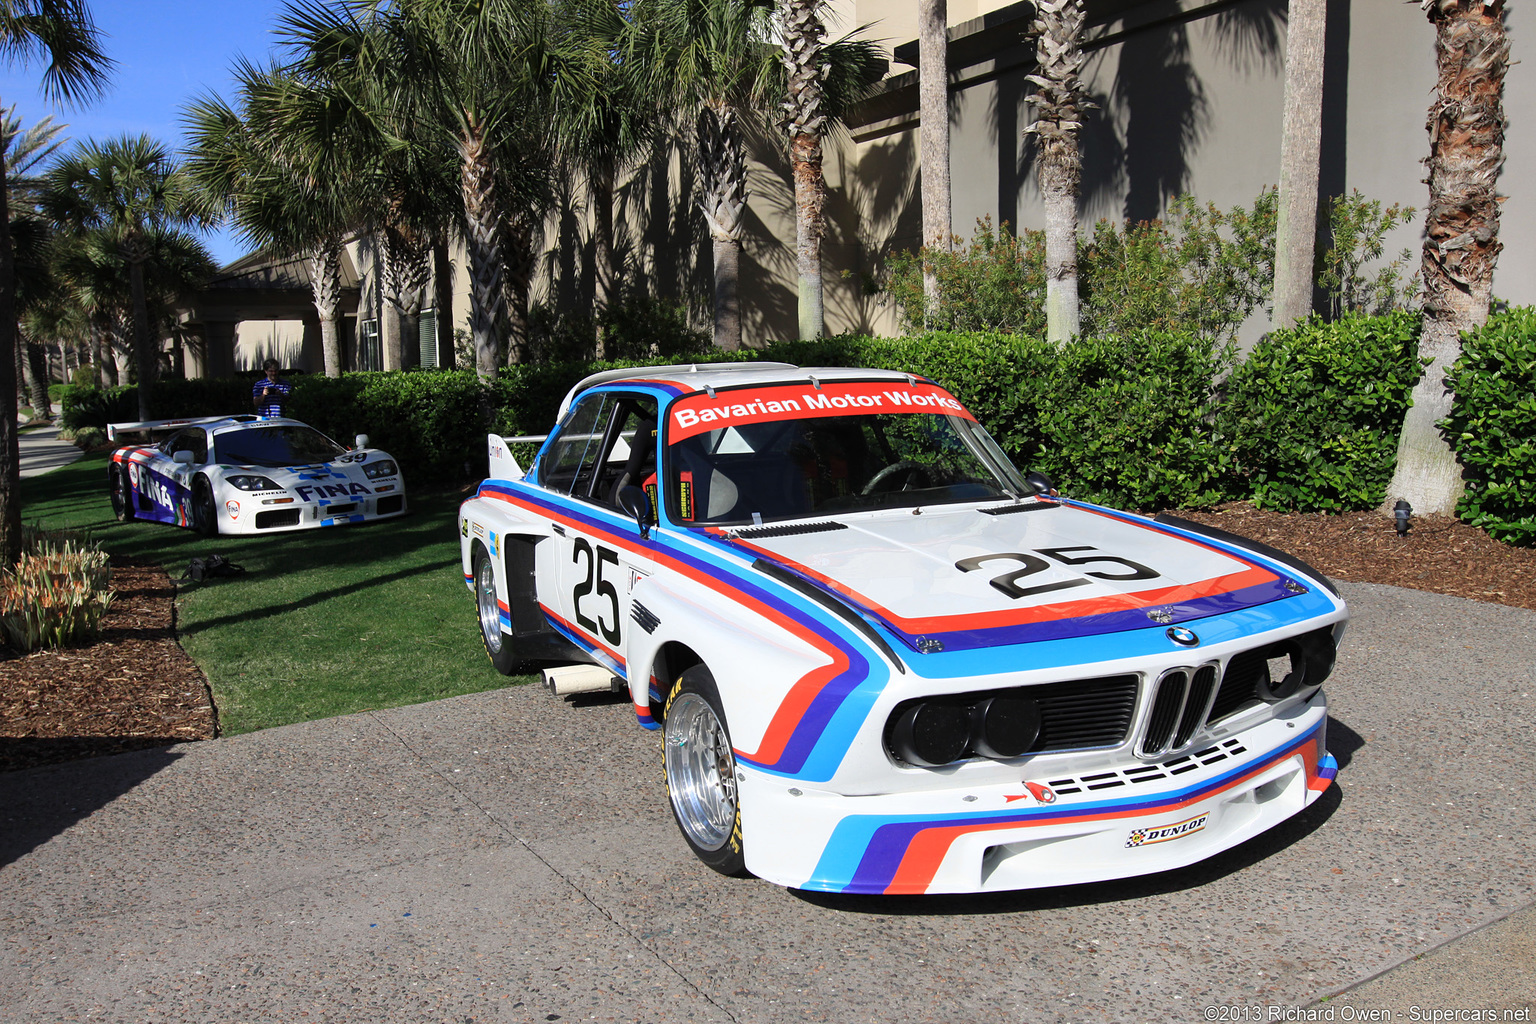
xmin=0 ymin=0 xmax=293 ymax=267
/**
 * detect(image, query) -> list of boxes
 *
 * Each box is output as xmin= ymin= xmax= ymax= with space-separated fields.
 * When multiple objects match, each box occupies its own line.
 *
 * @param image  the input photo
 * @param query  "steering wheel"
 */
xmin=861 ymin=459 xmax=932 ymax=495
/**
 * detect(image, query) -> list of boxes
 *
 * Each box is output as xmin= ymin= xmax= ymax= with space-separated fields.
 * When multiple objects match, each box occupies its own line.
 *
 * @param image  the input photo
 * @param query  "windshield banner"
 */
xmin=667 ymin=380 xmax=976 ymax=442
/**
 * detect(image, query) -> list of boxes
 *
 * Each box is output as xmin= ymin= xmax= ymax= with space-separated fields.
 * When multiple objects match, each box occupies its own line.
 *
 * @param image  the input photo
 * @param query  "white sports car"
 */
xmin=107 ymin=414 xmax=407 ymax=535
xmin=458 ymin=363 xmax=1346 ymax=894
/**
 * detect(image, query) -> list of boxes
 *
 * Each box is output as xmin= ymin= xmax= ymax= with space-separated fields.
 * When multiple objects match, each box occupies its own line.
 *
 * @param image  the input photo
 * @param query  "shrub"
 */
xmin=1217 ymin=311 xmax=1423 ymax=511
xmin=1445 ymin=307 xmax=1536 ymax=544
xmin=1 ymin=528 xmax=114 ymax=652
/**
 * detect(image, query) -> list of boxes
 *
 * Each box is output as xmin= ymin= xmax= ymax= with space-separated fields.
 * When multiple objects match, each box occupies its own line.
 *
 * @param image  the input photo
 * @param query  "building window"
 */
xmin=418 ymin=308 xmax=438 ymax=368
xmin=359 ymin=318 xmax=381 ymax=371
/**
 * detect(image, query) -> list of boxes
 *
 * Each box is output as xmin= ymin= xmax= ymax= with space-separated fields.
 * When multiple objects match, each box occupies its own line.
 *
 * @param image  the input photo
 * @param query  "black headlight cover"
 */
xmin=363 ymin=459 xmax=399 ymax=480
xmin=227 ymin=474 xmax=281 ymax=491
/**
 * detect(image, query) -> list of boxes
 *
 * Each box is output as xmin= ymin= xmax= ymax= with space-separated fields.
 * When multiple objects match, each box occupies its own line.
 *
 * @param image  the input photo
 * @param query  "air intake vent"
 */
xmin=1142 ymin=670 xmax=1187 ymax=755
xmin=1175 ymin=665 xmax=1218 ymax=748
xmin=1209 ymin=648 xmax=1266 ymax=723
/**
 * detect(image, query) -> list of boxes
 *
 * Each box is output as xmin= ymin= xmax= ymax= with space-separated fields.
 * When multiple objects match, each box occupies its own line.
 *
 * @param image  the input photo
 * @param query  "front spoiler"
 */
xmin=739 ymin=696 xmax=1333 ymax=895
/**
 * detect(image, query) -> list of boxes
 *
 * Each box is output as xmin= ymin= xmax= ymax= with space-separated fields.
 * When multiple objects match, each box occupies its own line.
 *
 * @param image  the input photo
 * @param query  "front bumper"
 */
xmin=221 ymin=492 xmax=409 ymax=533
xmin=740 ymin=695 xmax=1333 ymax=894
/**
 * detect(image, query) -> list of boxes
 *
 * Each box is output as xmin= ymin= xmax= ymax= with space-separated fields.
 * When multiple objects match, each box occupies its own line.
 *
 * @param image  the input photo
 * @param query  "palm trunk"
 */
xmin=790 ymin=133 xmax=825 ymax=339
xmin=697 ymin=104 xmax=746 ymax=350
xmin=460 ymin=123 xmax=504 ymax=379
xmin=919 ymin=0 xmax=951 ymax=311
xmin=1041 ymin=163 xmax=1080 ymax=342
xmin=1388 ymin=0 xmax=1507 ymax=514
xmin=129 ymin=256 xmax=154 ymax=420
xmin=593 ymin=168 xmax=615 ymax=360
xmin=1272 ymin=0 xmax=1327 ymax=329
xmin=25 ymin=340 xmax=48 ymax=418
xmin=0 ymin=154 xmax=20 ymax=567
xmin=434 ymin=240 xmax=454 ymax=369
xmin=308 ymin=241 xmax=344 ymax=378
xmin=1027 ymin=0 xmax=1089 ymax=344
xmin=782 ymin=0 xmax=827 ymax=339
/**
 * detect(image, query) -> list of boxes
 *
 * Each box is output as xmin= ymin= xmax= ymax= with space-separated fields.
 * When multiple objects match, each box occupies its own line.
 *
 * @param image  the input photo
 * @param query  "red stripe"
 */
xmin=482 ymin=489 xmax=853 ymax=766
xmin=884 ymin=732 xmax=1324 ymax=894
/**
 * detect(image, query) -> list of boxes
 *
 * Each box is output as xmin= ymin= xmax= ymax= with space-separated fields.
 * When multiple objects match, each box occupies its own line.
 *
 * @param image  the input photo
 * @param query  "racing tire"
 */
xmin=192 ymin=477 xmax=219 ymax=537
xmin=110 ymin=465 xmax=134 ymax=522
xmin=663 ymin=665 xmax=748 ymax=877
xmin=473 ymin=545 xmax=519 ymax=676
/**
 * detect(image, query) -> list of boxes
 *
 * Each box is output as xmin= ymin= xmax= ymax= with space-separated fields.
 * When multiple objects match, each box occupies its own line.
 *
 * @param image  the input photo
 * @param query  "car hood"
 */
xmin=214 ymin=455 xmax=386 ymax=501
xmin=723 ymin=499 xmax=1307 ymax=653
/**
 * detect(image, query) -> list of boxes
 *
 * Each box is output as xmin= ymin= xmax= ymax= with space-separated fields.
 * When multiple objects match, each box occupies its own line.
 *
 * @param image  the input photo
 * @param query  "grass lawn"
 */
xmin=20 ymin=453 xmax=536 ymax=734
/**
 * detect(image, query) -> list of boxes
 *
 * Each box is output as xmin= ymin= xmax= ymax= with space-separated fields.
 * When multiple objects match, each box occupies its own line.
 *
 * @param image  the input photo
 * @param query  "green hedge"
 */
xmin=61 ymin=317 xmax=1430 ymax=512
xmin=1217 ymin=311 xmax=1423 ymax=511
xmin=1445 ymin=307 xmax=1536 ymax=544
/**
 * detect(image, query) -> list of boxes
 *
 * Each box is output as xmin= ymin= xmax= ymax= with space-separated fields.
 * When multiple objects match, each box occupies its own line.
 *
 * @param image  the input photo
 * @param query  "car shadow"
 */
xmin=791 ymin=772 xmax=1346 ymax=916
xmin=0 ymin=745 xmax=184 ymax=868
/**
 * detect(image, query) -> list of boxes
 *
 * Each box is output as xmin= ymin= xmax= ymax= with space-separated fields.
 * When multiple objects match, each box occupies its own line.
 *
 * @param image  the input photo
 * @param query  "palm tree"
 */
xmin=632 ymin=0 xmax=778 ymax=350
xmin=2 ymin=106 xmax=65 ymax=412
xmin=269 ymin=2 xmax=463 ymax=371
xmin=554 ymin=0 xmax=659 ymax=359
xmin=1271 ymin=0 xmax=1327 ymax=330
xmin=777 ymin=0 xmax=884 ymax=339
xmin=1025 ymin=0 xmax=1089 ymax=344
xmin=918 ymin=0 xmax=949 ymax=311
xmin=0 ymin=0 xmax=112 ymax=567
xmin=1388 ymin=0 xmax=1509 ymax=514
xmin=181 ymin=60 xmax=359 ymax=378
xmin=42 ymin=135 xmax=211 ymax=418
xmin=346 ymin=0 xmax=560 ymax=378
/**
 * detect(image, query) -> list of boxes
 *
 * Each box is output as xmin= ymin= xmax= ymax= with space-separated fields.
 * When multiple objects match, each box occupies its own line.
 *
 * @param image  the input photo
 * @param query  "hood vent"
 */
xmin=735 ymin=520 xmax=848 ymax=539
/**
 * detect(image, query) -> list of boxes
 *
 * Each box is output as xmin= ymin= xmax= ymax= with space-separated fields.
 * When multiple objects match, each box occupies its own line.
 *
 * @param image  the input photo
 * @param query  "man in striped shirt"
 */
xmin=252 ymin=359 xmax=292 ymax=417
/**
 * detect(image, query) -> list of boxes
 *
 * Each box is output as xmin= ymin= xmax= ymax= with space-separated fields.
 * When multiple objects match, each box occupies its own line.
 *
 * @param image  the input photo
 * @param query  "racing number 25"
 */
xmin=956 ymin=545 xmax=1160 ymax=600
xmin=572 ymin=538 xmax=622 ymax=645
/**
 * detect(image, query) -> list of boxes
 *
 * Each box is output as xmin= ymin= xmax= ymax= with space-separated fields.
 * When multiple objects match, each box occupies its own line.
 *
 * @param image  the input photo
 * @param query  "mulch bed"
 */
xmin=1 ymin=504 xmax=1533 ymax=774
xmin=1165 ymin=504 xmax=1536 ymax=612
xmin=0 ymin=559 xmax=217 ymax=772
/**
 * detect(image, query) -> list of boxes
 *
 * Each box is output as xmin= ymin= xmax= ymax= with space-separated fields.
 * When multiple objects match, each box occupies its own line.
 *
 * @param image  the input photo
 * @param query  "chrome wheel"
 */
xmin=475 ymin=555 xmax=502 ymax=655
xmin=665 ymin=691 xmax=738 ymax=852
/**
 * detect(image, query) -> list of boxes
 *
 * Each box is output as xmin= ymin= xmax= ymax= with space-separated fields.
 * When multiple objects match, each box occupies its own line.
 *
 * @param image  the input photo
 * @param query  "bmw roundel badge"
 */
xmin=1167 ymin=626 xmax=1200 ymax=647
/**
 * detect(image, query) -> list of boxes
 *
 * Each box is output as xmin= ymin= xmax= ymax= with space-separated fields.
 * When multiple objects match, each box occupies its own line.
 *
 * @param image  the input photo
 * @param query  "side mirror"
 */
xmin=173 ymin=449 xmax=195 ymax=465
xmin=618 ymin=485 xmax=654 ymax=540
xmin=1024 ymin=470 xmax=1057 ymax=497
xmin=355 ymin=434 xmax=369 ymax=450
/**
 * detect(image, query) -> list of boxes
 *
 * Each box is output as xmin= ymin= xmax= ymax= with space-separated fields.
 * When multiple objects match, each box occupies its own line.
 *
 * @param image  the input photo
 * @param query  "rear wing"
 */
xmin=488 ymin=433 xmax=547 ymax=482
xmin=107 ymin=415 xmax=235 ymax=443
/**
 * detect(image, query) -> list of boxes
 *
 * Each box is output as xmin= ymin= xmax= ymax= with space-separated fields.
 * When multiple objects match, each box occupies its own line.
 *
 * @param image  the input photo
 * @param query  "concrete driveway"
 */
xmin=1 ymin=581 xmax=1533 ymax=1023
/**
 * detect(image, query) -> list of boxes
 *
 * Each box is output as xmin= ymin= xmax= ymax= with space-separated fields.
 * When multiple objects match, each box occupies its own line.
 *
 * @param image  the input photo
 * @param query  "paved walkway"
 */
xmin=0 ymin=582 xmax=1532 ymax=1022
xmin=18 ymin=423 xmax=82 ymax=479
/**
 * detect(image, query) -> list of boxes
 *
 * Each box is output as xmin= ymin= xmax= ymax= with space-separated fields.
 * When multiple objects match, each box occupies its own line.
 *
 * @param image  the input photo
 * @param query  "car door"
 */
xmin=540 ymin=392 xmax=660 ymax=667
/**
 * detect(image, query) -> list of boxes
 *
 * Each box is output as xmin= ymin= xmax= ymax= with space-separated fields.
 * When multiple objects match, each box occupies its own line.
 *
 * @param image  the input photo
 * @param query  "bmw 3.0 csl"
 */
xmin=457 ymin=363 xmax=1346 ymax=894
xmin=108 ymin=415 xmax=407 ymax=536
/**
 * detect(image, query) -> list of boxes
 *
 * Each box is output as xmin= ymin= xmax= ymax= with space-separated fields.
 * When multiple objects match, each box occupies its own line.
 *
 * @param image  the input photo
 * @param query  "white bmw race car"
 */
xmin=108 ymin=415 xmax=407 ymax=536
xmin=458 ymin=363 xmax=1347 ymax=895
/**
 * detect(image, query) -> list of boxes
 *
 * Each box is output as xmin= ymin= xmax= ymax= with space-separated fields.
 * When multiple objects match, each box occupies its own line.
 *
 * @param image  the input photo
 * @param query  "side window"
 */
xmin=165 ymin=429 xmax=207 ymax=463
xmin=593 ymin=397 xmax=659 ymax=509
xmin=540 ymin=395 xmax=611 ymax=495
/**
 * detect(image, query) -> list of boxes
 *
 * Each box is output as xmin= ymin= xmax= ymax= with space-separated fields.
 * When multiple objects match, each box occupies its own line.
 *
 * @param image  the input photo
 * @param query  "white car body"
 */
xmin=458 ymin=364 xmax=1346 ymax=894
xmin=107 ymin=415 xmax=408 ymax=535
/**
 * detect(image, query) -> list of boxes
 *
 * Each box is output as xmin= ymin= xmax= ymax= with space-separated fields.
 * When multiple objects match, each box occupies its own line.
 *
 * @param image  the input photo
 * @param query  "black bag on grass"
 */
xmin=178 ymin=554 xmax=246 ymax=583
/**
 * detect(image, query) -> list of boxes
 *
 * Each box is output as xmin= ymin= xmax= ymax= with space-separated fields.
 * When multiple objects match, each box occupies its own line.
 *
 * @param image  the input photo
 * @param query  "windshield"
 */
xmin=213 ymin=425 xmax=346 ymax=467
xmin=665 ymin=381 xmax=1025 ymax=524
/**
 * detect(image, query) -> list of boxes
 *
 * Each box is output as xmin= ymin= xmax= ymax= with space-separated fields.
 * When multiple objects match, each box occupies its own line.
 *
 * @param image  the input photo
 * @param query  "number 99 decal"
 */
xmin=572 ymin=537 xmax=623 ymax=645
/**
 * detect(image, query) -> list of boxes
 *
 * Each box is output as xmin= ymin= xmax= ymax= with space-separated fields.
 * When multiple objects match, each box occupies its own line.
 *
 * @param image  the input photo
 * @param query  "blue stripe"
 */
xmin=804 ymin=722 xmax=1322 ymax=893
